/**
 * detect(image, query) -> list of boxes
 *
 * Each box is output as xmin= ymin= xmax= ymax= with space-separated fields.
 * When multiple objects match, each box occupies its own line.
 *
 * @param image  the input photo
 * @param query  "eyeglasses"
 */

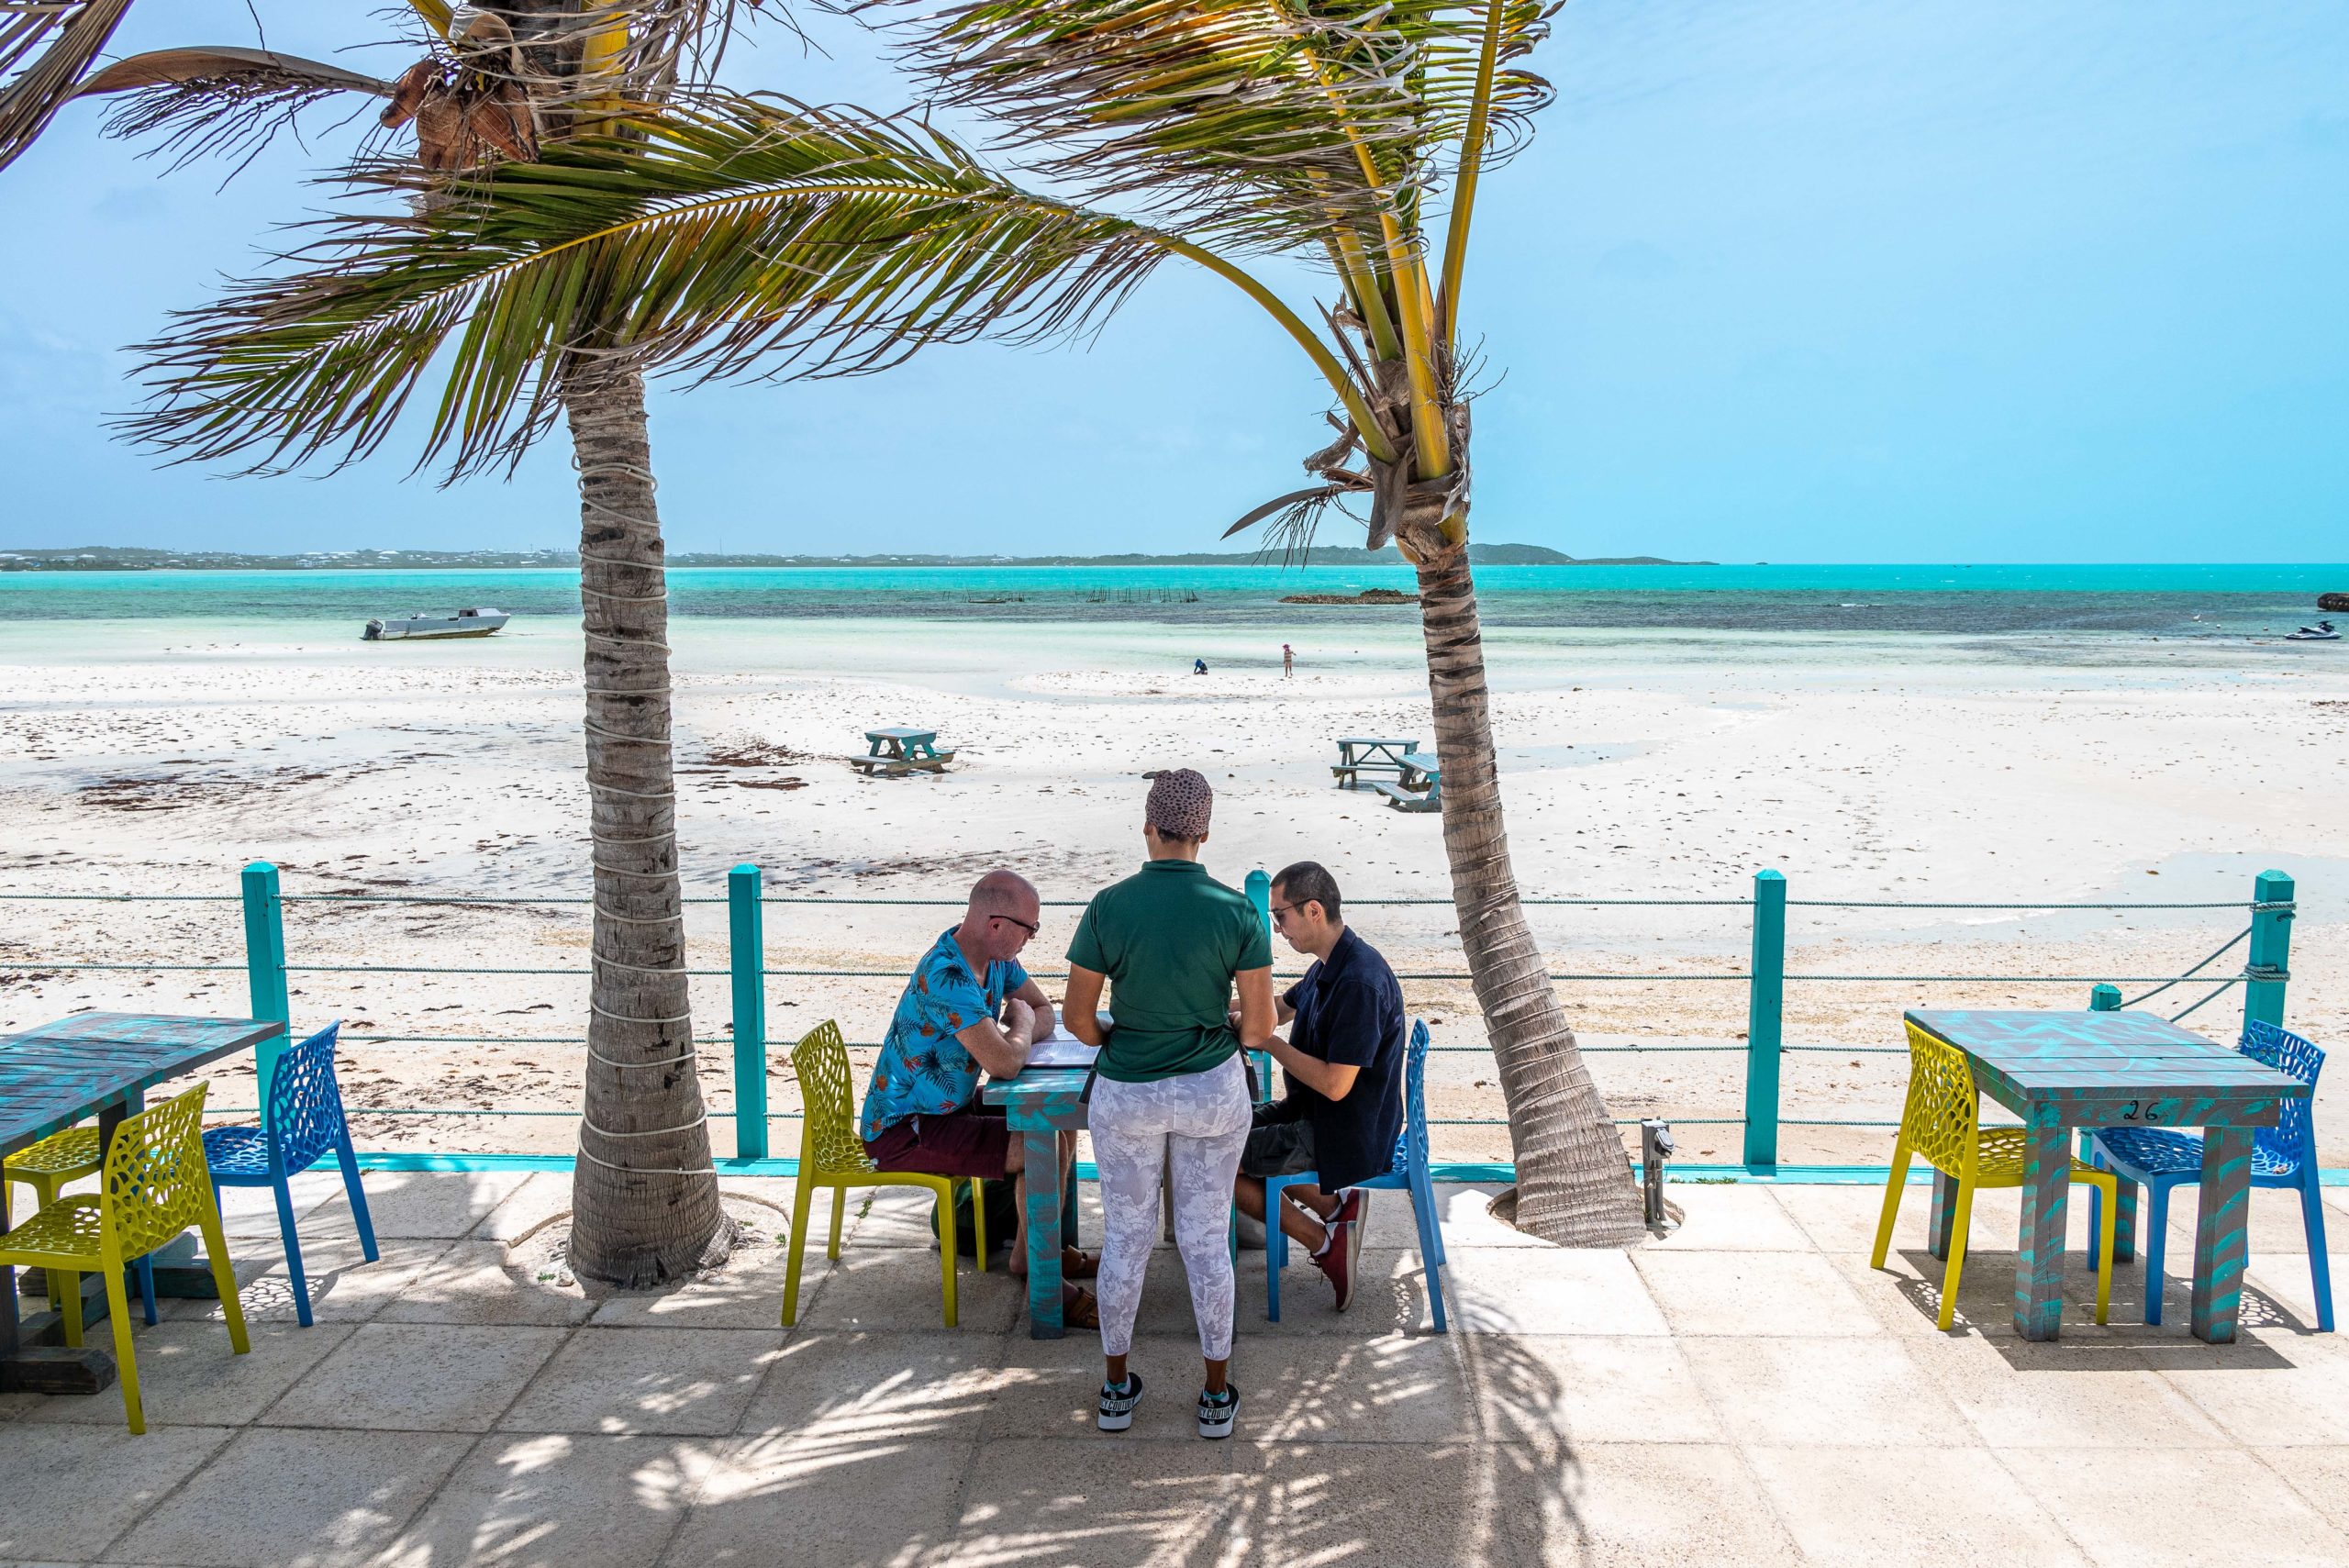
xmin=992 ymin=914 xmax=1041 ymax=937
xmin=1270 ymin=902 xmax=1306 ymax=924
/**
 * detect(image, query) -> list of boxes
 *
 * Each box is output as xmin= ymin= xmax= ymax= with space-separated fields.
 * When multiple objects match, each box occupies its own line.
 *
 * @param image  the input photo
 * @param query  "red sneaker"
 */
xmin=1310 ymin=1220 xmax=1355 ymax=1312
xmin=1333 ymin=1189 xmax=1369 ymax=1281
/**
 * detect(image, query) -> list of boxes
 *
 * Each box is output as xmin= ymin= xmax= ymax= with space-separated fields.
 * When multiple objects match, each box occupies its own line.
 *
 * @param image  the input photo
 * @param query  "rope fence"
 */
xmin=0 ymin=862 xmax=2303 ymax=1171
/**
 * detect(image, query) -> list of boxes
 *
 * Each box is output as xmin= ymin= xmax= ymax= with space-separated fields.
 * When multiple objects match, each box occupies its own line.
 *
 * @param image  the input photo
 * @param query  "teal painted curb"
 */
xmin=347 ymin=1152 xmax=2349 ymax=1186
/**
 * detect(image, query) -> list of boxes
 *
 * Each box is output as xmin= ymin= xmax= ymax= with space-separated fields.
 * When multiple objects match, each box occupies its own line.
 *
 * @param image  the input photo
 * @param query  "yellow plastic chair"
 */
xmin=780 ymin=1020 xmax=986 ymax=1329
xmin=1872 ymin=1020 xmax=2117 ymax=1329
xmin=4 ymin=1124 xmax=102 ymax=1209
xmin=0 ymin=1084 xmax=249 ymax=1433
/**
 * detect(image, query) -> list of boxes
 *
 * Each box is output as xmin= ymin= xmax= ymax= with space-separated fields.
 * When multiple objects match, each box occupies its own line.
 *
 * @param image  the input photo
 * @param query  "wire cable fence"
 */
xmin=0 ymin=863 xmax=2302 ymax=1166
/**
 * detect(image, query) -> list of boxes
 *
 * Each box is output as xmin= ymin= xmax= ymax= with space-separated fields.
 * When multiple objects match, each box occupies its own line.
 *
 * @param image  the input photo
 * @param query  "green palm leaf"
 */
xmin=122 ymin=93 xmax=1173 ymax=478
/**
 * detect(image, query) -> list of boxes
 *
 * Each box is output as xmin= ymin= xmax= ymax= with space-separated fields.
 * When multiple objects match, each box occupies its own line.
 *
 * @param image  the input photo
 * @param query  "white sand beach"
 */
xmin=1 ymin=616 xmax=2343 ymax=1166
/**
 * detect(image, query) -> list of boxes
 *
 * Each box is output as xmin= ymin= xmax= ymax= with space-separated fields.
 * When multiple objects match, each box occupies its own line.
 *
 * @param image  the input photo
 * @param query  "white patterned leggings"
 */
xmin=1088 ymin=1051 xmax=1252 ymax=1361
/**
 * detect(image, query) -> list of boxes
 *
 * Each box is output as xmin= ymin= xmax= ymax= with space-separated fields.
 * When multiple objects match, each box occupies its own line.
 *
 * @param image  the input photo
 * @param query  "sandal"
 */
xmin=1064 ymin=1284 xmax=1100 ymax=1330
xmin=1063 ymin=1247 xmax=1101 ymax=1280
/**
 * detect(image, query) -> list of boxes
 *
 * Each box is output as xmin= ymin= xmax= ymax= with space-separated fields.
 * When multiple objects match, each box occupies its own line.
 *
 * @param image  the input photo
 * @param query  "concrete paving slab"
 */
xmin=780 ymin=1244 xmax=1022 ymax=1333
xmin=261 ymin=1322 xmax=568 ymax=1432
xmin=1443 ymin=1246 xmax=1668 ymax=1336
xmin=0 ymin=1422 xmax=231 ymax=1562
xmin=1353 ymin=1183 xmax=1548 ymax=1250
xmin=20 ymin=1321 xmax=353 ymax=1429
xmin=498 ymin=1327 xmax=781 ymax=1436
xmin=1648 ymin=1184 xmax=1815 ymax=1251
xmin=1633 ymin=1249 xmax=1882 ymax=1337
xmin=1745 ymin=1445 xmax=2090 ymax=1567
xmin=212 ymin=1171 xmax=342 ymax=1237
xmin=2006 ymin=1446 xmax=2349 ymax=1567
xmin=672 ymin=1432 xmax=976 ymax=1568
xmin=2262 ymin=1446 xmax=2349 ymax=1536
xmin=1234 ymin=1247 xmax=1447 ymax=1336
xmin=2242 ymin=1251 xmax=2344 ymax=1333
xmin=1771 ymin=1182 xmax=1908 ymax=1254
xmin=1908 ymin=1332 xmax=2233 ymax=1448
xmin=978 ymin=1331 xmax=1200 ymax=1443
xmin=1231 ymin=1331 xmax=1476 ymax=1444
xmin=2150 ymin=1338 xmax=2349 ymax=1447
xmin=1466 ymin=1333 xmax=1726 ymax=1446
xmin=468 ymin=1172 xmax=574 ymax=1243
xmin=164 ymin=1238 xmax=453 ymax=1327
xmin=1680 ymin=1336 xmax=1976 ymax=1446
xmin=1233 ymin=1441 xmax=1517 ymax=1565
xmin=376 ymin=1432 xmax=718 ymax=1568
xmin=300 ymin=1170 xmax=530 ymax=1241
xmin=590 ymin=1249 xmax=821 ymax=1330
xmin=99 ymin=1427 xmax=471 ymax=1568
xmin=2141 ymin=1183 xmax=2333 ymax=1255
xmin=931 ymin=1436 xmax=1237 ymax=1567
xmin=1497 ymin=1440 xmax=1804 ymax=1568
xmin=739 ymin=1329 xmax=1006 ymax=1442
xmin=376 ymin=1240 xmax=597 ymax=1327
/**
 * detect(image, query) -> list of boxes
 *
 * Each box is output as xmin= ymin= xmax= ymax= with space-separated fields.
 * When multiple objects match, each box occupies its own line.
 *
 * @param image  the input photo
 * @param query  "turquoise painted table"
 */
xmin=1906 ymin=1008 xmax=2307 ymax=1343
xmin=980 ymin=1064 xmax=1090 ymax=1340
xmin=0 ymin=1013 xmax=283 ymax=1393
xmin=1332 ymin=738 xmax=1419 ymax=788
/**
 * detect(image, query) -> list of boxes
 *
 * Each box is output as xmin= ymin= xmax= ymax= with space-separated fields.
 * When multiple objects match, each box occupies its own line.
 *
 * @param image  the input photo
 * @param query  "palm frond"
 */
xmin=0 ymin=0 xmax=137 ymax=170
xmin=76 ymin=47 xmax=395 ymax=175
xmin=866 ymin=0 xmax=1554 ymax=253
xmin=121 ymin=92 xmax=1169 ymax=479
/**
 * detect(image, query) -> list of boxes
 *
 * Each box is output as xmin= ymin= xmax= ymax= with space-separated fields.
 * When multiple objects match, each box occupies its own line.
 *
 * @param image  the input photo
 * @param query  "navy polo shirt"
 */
xmin=1274 ymin=925 xmax=1406 ymax=1190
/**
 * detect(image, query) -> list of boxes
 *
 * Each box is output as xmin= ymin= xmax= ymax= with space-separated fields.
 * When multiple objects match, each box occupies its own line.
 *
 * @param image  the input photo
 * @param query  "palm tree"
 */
xmin=0 ymin=0 xmax=747 ymax=1284
xmin=106 ymin=0 xmax=1646 ymax=1240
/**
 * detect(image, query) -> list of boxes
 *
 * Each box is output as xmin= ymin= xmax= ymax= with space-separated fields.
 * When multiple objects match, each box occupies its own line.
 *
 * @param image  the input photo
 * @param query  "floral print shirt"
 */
xmin=858 ymin=928 xmax=1029 ymax=1140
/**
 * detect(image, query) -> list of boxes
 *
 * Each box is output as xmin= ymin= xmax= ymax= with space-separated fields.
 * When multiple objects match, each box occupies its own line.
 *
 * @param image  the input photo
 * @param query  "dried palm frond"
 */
xmin=123 ymin=93 xmax=1174 ymax=479
xmin=0 ymin=0 xmax=137 ymax=169
xmin=75 ymin=47 xmax=395 ymax=174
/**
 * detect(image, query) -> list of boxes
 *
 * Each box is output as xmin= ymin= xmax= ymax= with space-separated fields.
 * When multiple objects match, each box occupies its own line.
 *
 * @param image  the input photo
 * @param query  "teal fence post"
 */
xmin=729 ymin=863 xmax=768 ymax=1161
xmin=1245 ymin=868 xmax=1271 ymax=933
xmin=2089 ymin=984 xmax=2122 ymax=1012
xmin=1742 ymin=869 xmax=1786 ymax=1168
xmin=2245 ymin=869 xmax=2294 ymax=1034
xmin=240 ymin=861 xmax=290 ymax=1092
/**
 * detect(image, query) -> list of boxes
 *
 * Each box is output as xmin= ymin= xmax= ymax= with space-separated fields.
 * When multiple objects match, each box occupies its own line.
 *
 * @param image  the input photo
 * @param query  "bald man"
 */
xmin=858 ymin=870 xmax=1094 ymax=1318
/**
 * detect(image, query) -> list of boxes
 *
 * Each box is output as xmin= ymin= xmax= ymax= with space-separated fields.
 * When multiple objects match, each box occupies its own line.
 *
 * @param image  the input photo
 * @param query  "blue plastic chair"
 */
xmin=1264 ymin=1018 xmax=1448 ymax=1329
xmin=203 ymin=1022 xmax=377 ymax=1327
xmin=2086 ymin=1019 xmax=2331 ymax=1331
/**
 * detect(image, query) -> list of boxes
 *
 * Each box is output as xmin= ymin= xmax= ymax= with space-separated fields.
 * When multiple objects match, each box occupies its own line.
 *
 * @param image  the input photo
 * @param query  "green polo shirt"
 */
xmin=1067 ymin=859 xmax=1273 ymax=1083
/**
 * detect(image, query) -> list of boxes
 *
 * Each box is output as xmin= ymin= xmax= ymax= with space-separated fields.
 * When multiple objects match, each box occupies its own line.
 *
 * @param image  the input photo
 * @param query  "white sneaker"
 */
xmin=1197 ymin=1384 xmax=1240 ymax=1440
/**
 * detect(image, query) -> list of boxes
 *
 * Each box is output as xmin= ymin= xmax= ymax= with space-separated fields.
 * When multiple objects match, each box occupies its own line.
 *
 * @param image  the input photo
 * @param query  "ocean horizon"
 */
xmin=2 ymin=561 xmax=2343 ymax=637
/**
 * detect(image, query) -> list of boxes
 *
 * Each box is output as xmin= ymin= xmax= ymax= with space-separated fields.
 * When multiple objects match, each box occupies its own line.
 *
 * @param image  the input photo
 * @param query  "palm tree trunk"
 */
xmin=1412 ymin=542 xmax=1646 ymax=1246
xmin=563 ymin=363 xmax=729 ymax=1286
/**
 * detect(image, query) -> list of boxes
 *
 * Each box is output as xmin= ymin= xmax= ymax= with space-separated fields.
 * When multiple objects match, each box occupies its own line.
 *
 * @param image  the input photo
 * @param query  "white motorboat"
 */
xmin=362 ymin=607 xmax=510 ymax=640
xmin=2286 ymin=619 xmax=2339 ymax=642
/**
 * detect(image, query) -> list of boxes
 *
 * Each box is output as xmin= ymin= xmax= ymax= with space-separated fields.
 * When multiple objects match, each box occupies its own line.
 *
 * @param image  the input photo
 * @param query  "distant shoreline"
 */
xmin=0 ymin=543 xmax=1704 ymax=572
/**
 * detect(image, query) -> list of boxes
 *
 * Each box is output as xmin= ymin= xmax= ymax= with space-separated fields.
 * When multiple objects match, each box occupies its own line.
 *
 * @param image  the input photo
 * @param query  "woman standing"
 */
xmin=1063 ymin=769 xmax=1274 ymax=1439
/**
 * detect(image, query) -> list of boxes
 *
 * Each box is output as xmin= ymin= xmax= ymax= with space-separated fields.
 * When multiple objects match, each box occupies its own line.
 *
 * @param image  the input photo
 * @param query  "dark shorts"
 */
xmin=1239 ymin=1112 xmax=1317 ymax=1179
xmin=863 ymin=1105 xmax=1010 ymax=1180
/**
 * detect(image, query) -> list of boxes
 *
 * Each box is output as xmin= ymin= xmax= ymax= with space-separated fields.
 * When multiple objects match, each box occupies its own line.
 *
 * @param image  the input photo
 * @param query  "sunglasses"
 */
xmin=992 ymin=914 xmax=1041 ymax=937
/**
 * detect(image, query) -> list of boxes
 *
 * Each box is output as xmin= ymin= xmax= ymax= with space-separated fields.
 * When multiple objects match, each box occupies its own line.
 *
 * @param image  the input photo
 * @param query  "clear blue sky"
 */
xmin=3 ymin=0 xmax=2344 ymax=562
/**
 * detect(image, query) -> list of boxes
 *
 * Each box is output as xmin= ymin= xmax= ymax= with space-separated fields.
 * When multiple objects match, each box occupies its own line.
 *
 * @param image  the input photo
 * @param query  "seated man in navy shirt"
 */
xmin=1231 ymin=862 xmax=1404 ymax=1311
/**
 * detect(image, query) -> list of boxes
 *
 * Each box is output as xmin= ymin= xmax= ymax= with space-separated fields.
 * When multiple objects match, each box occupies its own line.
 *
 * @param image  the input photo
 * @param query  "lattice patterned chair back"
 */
xmin=105 ymin=1084 xmax=215 ymax=1263
xmin=2242 ymin=1019 xmax=2324 ymax=1173
xmin=1395 ymin=1018 xmax=1431 ymax=1178
xmin=1899 ymin=1019 xmax=1984 ymax=1176
xmin=791 ymin=1019 xmax=873 ymax=1177
xmin=266 ymin=1024 xmax=351 ymax=1173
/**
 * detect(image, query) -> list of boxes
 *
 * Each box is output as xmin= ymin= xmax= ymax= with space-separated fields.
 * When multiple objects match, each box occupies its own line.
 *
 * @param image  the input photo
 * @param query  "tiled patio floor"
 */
xmin=5 ymin=1170 xmax=2346 ymax=1566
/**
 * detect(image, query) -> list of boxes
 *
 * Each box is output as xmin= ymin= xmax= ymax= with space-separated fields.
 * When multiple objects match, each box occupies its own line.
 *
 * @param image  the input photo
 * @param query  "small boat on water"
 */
xmin=362 ymin=607 xmax=510 ymax=641
xmin=2286 ymin=619 xmax=2339 ymax=642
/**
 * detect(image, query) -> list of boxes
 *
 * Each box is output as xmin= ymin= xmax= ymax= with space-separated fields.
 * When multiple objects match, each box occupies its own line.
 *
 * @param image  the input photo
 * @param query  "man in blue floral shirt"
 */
xmin=859 ymin=870 xmax=1096 ymax=1317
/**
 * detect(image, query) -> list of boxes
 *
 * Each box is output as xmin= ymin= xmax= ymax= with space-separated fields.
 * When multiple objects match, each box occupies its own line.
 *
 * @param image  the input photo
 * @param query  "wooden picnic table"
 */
xmin=1905 ymin=1008 xmax=2307 ymax=1343
xmin=1 ymin=1013 xmax=283 ymax=1393
xmin=979 ymin=1063 xmax=1093 ymax=1339
xmin=1331 ymin=737 xmax=1419 ymax=787
xmin=857 ymin=728 xmax=955 ymax=775
xmin=1397 ymin=751 xmax=1442 ymax=788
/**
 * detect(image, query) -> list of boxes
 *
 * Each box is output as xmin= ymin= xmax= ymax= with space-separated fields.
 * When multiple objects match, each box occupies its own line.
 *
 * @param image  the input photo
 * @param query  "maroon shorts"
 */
xmin=863 ymin=1105 xmax=1011 ymax=1180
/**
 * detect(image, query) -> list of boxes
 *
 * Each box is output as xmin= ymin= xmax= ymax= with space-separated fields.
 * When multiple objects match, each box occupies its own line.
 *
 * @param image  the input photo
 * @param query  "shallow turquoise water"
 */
xmin=1 ymin=562 xmax=2341 ymax=635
